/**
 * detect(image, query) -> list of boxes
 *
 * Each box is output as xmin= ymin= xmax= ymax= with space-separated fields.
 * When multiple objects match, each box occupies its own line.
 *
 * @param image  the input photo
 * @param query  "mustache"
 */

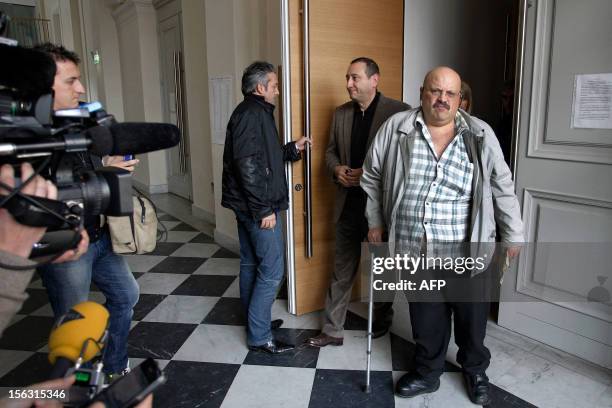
xmin=434 ymin=101 xmax=450 ymax=110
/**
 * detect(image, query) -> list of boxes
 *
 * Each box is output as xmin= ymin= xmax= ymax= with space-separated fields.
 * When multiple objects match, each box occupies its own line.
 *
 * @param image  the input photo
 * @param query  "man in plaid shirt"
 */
xmin=361 ymin=67 xmax=524 ymax=405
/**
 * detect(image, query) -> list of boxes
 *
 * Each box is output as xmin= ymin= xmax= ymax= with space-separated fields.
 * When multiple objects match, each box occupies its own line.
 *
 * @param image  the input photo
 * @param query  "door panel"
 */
xmin=499 ymin=0 xmax=612 ymax=368
xmin=159 ymin=12 xmax=193 ymax=200
xmin=285 ymin=0 xmax=404 ymax=314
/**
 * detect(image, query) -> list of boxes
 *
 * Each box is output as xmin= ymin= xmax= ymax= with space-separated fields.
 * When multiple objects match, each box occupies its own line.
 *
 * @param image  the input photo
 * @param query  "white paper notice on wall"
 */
xmin=571 ymin=73 xmax=612 ymax=129
xmin=209 ymin=76 xmax=234 ymax=145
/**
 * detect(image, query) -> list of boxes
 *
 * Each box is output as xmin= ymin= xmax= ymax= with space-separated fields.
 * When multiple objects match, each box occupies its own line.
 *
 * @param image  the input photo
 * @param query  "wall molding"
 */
xmin=152 ymin=0 xmax=177 ymax=11
xmin=133 ymin=180 xmax=168 ymax=194
xmin=517 ymin=188 xmax=611 ymax=322
xmin=111 ymin=0 xmax=154 ymax=25
xmin=214 ymin=229 xmax=240 ymax=255
xmin=525 ymin=0 xmax=612 ymax=164
xmin=191 ymin=203 xmax=215 ymax=225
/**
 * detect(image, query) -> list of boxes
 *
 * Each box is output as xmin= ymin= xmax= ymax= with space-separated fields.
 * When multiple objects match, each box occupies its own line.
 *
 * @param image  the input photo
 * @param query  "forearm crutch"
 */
xmin=364 ymin=252 xmax=375 ymax=393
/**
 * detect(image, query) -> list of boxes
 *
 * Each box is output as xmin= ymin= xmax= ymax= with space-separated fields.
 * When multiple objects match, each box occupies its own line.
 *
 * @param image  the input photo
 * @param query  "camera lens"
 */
xmin=80 ymin=171 xmax=111 ymax=216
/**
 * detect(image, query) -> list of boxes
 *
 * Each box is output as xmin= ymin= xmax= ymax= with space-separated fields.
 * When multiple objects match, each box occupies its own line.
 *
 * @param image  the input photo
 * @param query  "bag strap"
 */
xmin=135 ymin=195 xmax=147 ymax=223
xmin=132 ymin=186 xmax=168 ymax=242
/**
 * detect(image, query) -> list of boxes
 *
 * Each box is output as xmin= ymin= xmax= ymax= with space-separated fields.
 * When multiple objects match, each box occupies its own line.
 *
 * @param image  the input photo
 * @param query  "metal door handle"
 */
xmin=281 ymin=0 xmax=297 ymax=313
xmin=177 ymin=51 xmax=188 ymax=174
xmin=303 ymin=0 xmax=313 ymax=258
xmin=173 ymin=51 xmax=187 ymax=174
xmin=172 ymin=51 xmax=184 ymax=174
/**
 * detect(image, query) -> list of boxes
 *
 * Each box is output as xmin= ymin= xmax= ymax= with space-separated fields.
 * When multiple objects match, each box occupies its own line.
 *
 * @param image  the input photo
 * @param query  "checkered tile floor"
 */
xmin=0 ymin=212 xmax=537 ymax=407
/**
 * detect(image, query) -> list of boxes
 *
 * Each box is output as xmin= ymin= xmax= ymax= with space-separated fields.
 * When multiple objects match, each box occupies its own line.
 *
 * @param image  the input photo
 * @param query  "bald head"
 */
xmin=423 ymin=66 xmax=461 ymax=89
xmin=420 ymin=66 xmax=463 ymax=127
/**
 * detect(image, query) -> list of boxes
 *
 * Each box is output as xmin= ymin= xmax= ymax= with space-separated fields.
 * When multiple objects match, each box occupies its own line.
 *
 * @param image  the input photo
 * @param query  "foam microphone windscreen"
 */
xmin=48 ymin=301 xmax=109 ymax=365
xmin=0 ymin=44 xmax=56 ymax=99
xmin=86 ymin=125 xmax=114 ymax=157
xmin=107 ymin=122 xmax=181 ymax=155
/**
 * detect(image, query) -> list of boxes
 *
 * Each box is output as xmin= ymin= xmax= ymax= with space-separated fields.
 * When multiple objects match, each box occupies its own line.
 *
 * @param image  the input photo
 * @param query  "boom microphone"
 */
xmin=0 ymin=123 xmax=180 ymax=158
xmin=0 ymin=44 xmax=56 ymax=98
xmin=48 ymin=301 xmax=109 ymax=379
xmin=89 ymin=122 xmax=181 ymax=157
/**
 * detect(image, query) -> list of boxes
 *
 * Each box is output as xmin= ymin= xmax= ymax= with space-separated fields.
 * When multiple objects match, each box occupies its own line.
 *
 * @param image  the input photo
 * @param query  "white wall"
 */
xmin=38 ymin=0 xmax=75 ymax=49
xmin=204 ymin=0 xmax=238 ymax=248
xmin=112 ymin=0 xmax=167 ymax=191
xmin=35 ymin=0 xmax=123 ymax=117
xmin=403 ymin=0 xmax=509 ymax=124
xmin=181 ymin=0 xmax=215 ymax=221
xmin=90 ymin=0 xmax=124 ymax=121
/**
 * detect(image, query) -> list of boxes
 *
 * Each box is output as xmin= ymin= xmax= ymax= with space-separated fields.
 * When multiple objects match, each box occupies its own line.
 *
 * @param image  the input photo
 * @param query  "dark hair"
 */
xmin=241 ymin=61 xmax=275 ymax=96
xmin=460 ymin=80 xmax=473 ymax=113
xmin=33 ymin=42 xmax=80 ymax=65
xmin=350 ymin=57 xmax=380 ymax=77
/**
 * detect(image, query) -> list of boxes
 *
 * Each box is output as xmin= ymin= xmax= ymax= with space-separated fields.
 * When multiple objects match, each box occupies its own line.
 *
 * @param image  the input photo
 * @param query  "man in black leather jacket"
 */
xmin=222 ymin=61 xmax=309 ymax=354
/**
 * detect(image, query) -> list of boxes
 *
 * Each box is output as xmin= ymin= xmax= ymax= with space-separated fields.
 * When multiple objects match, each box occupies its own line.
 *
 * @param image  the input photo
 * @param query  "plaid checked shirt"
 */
xmin=395 ymin=111 xmax=474 ymax=249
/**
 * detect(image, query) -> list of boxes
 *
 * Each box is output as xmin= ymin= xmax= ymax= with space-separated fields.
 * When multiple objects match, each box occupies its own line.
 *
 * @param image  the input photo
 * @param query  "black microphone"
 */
xmin=48 ymin=357 xmax=76 ymax=380
xmin=0 ymin=44 xmax=56 ymax=99
xmin=89 ymin=122 xmax=181 ymax=156
xmin=0 ymin=123 xmax=180 ymax=157
xmin=0 ymin=126 xmax=110 ymax=156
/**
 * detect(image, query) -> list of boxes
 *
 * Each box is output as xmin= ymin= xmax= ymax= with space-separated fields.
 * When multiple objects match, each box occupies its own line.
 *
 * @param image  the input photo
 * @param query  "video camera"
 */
xmin=0 ymin=12 xmax=180 ymax=259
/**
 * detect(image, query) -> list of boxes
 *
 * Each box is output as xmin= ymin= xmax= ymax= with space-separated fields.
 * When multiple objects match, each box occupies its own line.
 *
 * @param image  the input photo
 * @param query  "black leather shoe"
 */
xmin=271 ymin=319 xmax=283 ymax=330
xmin=395 ymin=372 xmax=440 ymax=398
xmin=463 ymin=373 xmax=491 ymax=406
xmin=372 ymin=319 xmax=391 ymax=339
xmin=305 ymin=333 xmax=344 ymax=347
xmin=248 ymin=340 xmax=294 ymax=354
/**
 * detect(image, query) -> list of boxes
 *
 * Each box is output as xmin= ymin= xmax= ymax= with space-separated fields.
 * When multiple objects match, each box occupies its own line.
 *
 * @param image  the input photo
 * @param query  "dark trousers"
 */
xmin=322 ymin=198 xmax=393 ymax=337
xmin=409 ymin=301 xmax=491 ymax=380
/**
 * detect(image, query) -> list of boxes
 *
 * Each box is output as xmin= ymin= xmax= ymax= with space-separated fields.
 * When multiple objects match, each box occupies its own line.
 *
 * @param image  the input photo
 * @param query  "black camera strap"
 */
xmin=0 ymin=158 xmax=83 ymax=269
xmin=0 ymin=192 xmax=75 ymax=229
xmin=0 ymin=155 xmax=75 ymax=229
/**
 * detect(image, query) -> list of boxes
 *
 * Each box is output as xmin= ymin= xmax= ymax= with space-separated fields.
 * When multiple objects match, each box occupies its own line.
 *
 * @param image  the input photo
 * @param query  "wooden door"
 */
xmin=283 ymin=0 xmax=404 ymax=315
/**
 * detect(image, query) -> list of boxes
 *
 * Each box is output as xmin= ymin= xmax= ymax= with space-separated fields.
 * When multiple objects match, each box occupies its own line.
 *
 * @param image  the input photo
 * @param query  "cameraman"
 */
xmin=0 ymin=163 xmax=83 ymax=407
xmin=0 ymin=164 xmax=151 ymax=408
xmin=0 ymin=163 xmax=88 ymax=336
xmin=33 ymin=43 xmax=140 ymax=379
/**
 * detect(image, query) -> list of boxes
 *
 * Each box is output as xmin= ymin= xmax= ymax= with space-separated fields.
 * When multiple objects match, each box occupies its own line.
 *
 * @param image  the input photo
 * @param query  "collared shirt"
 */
xmin=395 ymin=111 xmax=473 ymax=247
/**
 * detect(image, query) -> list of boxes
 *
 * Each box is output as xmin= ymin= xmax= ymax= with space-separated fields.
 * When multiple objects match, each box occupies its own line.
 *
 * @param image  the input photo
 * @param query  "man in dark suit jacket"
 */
xmin=306 ymin=57 xmax=410 ymax=347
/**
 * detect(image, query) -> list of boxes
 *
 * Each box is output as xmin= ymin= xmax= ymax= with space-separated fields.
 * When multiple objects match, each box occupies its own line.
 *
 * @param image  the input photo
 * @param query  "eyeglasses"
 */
xmin=426 ymin=88 xmax=461 ymax=100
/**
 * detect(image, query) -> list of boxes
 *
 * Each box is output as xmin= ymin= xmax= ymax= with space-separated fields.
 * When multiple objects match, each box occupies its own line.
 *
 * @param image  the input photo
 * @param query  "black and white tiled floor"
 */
xmin=1 ymin=210 xmax=610 ymax=407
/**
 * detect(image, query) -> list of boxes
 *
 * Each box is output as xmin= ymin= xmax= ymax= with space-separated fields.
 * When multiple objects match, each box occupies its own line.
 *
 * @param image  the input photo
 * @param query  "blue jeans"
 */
xmin=39 ymin=230 xmax=139 ymax=374
xmin=235 ymin=210 xmax=284 ymax=346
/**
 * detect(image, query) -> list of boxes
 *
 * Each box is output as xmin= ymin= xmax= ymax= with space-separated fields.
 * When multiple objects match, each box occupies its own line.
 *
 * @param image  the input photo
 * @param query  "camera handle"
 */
xmin=0 ymin=192 xmax=77 ymax=229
